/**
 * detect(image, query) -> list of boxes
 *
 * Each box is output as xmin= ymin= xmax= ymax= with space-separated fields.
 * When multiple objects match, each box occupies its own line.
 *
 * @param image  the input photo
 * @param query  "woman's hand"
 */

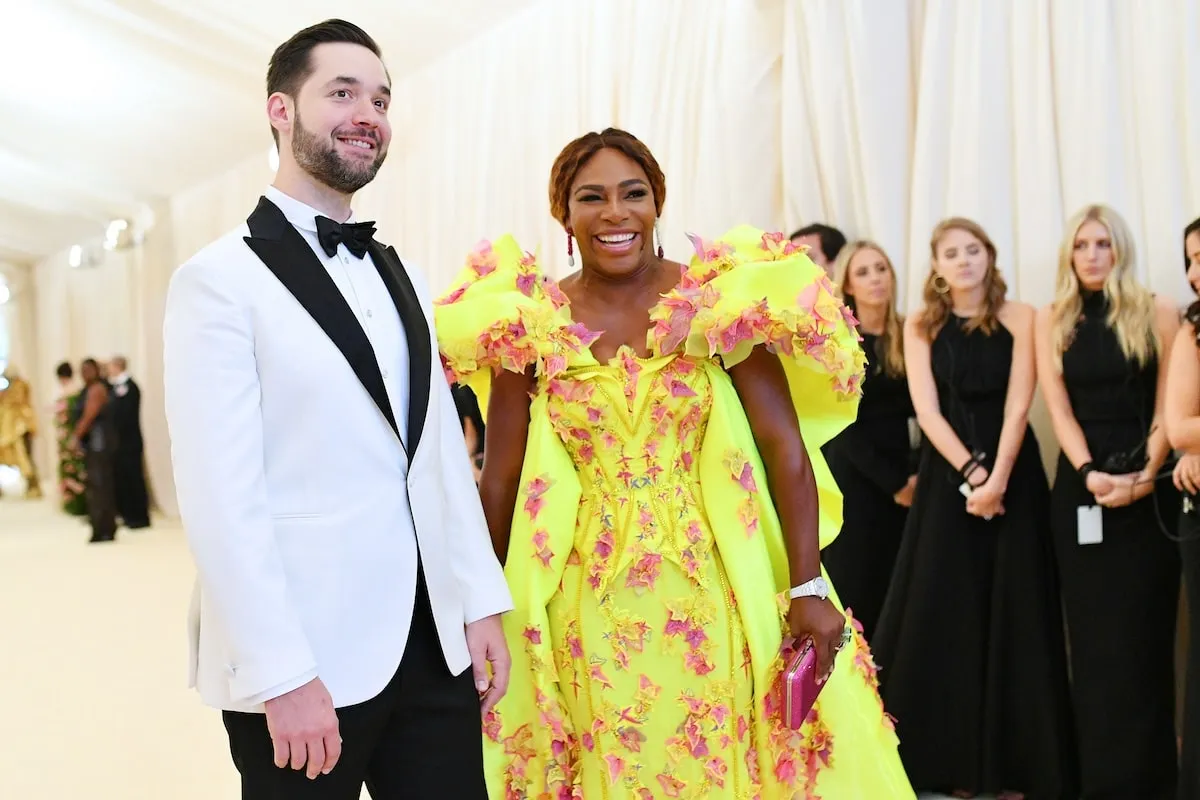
xmin=1093 ymin=472 xmax=1144 ymax=508
xmin=893 ymin=474 xmax=918 ymax=507
xmin=788 ymin=596 xmax=848 ymax=682
xmin=1085 ymin=470 xmax=1116 ymax=499
xmin=1175 ymin=454 xmax=1200 ymax=495
xmin=965 ymin=475 xmax=1005 ymax=518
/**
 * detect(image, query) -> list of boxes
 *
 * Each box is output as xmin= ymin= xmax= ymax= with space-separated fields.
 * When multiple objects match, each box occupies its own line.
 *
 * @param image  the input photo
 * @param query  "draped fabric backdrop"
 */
xmin=9 ymin=0 xmax=1200 ymax=518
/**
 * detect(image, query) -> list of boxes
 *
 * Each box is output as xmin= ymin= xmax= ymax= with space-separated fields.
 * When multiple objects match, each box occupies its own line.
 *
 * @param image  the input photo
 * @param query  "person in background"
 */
xmin=1163 ymin=214 xmax=1200 ymax=800
xmin=107 ymin=355 xmax=151 ymax=528
xmin=789 ymin=222 xmax=847 ymax=277
xmin=820 ymin=240 xmax=916 ymax=642
xmin=450 ymin=382 xmax=484 ymax=480
xmin=872 ymin=217 xmax=1077 ymax=799
xmin=0 ymin=364 xmax=42 ymax=498
xmin=1035 ymin=204 xmax=1180 ymax=799
xmin=70 ymin=358 xmax=118 ymax=543
xmin=53 ymin=361 xmax=87 ymax=516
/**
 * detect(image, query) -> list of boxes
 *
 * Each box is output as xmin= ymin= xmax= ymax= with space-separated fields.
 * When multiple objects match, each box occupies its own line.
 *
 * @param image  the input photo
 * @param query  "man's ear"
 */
xmin=267 ymin=93 xmax=292 ymax=141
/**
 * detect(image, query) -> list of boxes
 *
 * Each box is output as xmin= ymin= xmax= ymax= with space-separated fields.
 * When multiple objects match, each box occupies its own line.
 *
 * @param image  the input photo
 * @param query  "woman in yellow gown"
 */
xmin=435 ymin=128 xmax=914 ymax=799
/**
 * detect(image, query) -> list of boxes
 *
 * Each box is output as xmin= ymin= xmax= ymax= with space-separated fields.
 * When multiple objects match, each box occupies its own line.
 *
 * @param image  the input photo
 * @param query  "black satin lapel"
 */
xmin=244 ymin=201 xmax=401 ymax=442
xmin=369 ymin=241 xmax=431 ymax=456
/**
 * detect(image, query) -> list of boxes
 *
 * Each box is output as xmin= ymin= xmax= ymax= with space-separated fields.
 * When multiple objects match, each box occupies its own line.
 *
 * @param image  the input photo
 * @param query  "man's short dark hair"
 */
xmin=266 ymin=19 xmax=384 ymax=146
xmin=789 ymin=223 xmax=847 ymax=264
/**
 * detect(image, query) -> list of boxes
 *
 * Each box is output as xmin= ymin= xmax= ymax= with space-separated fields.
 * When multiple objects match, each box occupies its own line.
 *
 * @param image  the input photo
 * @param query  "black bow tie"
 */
xmin=315 ymin=216 xmax=377 ymax=259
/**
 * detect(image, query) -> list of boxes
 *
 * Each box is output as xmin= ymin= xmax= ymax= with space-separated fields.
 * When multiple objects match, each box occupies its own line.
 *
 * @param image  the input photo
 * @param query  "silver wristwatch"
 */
xmin=788 ymin=576 xmax=829 ymax=601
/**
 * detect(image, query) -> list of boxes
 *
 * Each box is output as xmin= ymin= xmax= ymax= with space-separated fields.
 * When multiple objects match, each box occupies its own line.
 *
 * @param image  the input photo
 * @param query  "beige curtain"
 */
xmin=11 ymin=0 xmax=1200 ymax=518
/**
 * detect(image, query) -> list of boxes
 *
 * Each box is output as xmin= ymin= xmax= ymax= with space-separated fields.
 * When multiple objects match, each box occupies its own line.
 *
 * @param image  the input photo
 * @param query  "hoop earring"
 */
xmin=655 ymin=219 xmax=664 ymax=259
xmin=932 ymin=273 xmax=950 ymax=295
xmin=566 ymin=230 xmax=575 ymax=268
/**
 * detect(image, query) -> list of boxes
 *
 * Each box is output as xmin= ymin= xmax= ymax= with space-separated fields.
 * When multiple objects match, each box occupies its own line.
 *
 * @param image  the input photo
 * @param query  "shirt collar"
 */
xmin=265 ymin=185 xmax=357 ymax=234
xmin=111 ymin=373 xmax=130 ymax=385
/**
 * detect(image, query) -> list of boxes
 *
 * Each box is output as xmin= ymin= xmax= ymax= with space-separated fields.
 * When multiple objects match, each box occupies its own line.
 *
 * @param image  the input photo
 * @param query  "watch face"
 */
xmin=815 ymin=577 xmax=829 ymax=597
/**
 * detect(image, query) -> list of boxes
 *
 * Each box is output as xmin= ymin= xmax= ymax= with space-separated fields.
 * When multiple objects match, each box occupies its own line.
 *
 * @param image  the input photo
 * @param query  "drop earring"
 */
xmin=655 ymin=219 xmax=664 ymax=259
xmin=566 ymin=230 xmax=575 ymax=268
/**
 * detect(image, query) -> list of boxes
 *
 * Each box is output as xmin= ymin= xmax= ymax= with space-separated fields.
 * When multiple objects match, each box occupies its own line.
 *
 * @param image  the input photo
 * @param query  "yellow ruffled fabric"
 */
xmin=435 ymin=227 xmax=913 ymax=800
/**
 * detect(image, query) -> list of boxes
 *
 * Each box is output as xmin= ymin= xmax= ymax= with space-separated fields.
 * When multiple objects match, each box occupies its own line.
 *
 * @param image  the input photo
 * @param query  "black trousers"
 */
xmin=222 ymin=577 xmax=487 ymax=800
xmin=84 ymin=448 xmax=117 ymax=542
xmin=112 ymin=444 xmax=150 ymax=527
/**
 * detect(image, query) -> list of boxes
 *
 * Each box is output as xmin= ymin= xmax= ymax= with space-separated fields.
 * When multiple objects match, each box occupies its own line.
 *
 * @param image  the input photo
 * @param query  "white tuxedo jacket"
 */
xmin=163 ymin=196 xmax=511 ymax=712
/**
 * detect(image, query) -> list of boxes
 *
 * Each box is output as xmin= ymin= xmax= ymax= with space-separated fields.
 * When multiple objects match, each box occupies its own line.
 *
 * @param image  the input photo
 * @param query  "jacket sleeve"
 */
xmin=163 ymin=256 xmax=317 ymax=703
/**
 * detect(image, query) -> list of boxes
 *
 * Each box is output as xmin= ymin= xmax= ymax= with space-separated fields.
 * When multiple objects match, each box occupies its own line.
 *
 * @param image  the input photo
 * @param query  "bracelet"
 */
xmin=960 ymin=452 xmax=986 ymax=484
xmin=1078 ymin=461 xmax=1096 ymax=481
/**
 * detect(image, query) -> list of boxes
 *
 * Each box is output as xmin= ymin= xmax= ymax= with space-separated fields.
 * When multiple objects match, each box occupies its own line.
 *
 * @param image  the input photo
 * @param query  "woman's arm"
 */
xmin=1034 ymin=304 xmax=1093 ymax=470
xmin=728 ymin=346 xmax=851 ymax=679
xmin=903 ymin=315 xmax=978 ymax=478
xmin=1165 ymin=322 xmax=1200 ymax=452
xmin=1142 ymin=302 xmax=1180 ymax=474
xmin=1136 ymin=298 xmax=1183 ymax=495
xmin=986 ymin=302 xmax=1036 ymax=490
xmin=477 ymin=368 xmax=534 ymax=564
xmin=72 ymin=383 xmax=108 ymax=440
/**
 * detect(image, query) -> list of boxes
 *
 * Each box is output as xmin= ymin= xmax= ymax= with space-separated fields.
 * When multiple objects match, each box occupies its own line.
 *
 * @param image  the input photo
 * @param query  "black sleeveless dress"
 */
xmin=821 ymin=332 xmax=915 ymax=642
xmin=1181 ymin=524 xmax=1200 ymax=800
xmin=872 ymin=314 xmax=1078 ymax=798
xmin=1051 ymin=291 xmax=1180 ymax=799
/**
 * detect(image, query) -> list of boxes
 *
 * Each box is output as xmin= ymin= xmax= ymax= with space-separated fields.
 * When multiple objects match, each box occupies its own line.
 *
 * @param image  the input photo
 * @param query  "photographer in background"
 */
xmin=1163 ymin=214 xmax=1200 ymax=800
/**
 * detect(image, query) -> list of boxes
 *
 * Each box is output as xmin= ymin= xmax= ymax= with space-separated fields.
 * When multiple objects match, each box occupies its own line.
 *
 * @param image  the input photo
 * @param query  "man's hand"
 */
xmin=465 ymin=614 xmax=510 ymax=717
xmin=263 ymin=678 xmax=341 ymax=780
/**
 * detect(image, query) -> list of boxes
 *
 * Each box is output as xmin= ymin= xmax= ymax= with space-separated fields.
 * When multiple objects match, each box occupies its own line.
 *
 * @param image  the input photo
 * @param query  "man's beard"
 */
xmin=291 ymin=111 xmax=387 ymax=194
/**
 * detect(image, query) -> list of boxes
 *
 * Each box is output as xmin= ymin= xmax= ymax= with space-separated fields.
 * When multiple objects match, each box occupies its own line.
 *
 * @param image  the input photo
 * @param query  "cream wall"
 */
xmin=8 ymin=0 xmax=1200 ymax=517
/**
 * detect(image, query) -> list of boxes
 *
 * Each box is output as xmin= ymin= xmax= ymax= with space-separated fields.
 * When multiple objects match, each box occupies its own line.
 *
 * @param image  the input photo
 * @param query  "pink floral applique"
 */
xmin=435 ymin=282 xmax=470 ymax=306
xmin=723 ymin=450 xmax=761 ymax=537
xmin=624 ymin=551 xmax=663 ymax=594
xmin=686 ymin=231 xmax=735 ymax=265
xmin=531 ymin=529 xmax=554 ymax=568
xmin=467 ymin=239 xmax=499 ymax=277
xmin=656 ymin=773 xmax=686 ymax=797
xmin=759 ymin=230 xmax=803 ymax=258
xmin=523 ymin=475 xmax=554 ymax=521
xmin=617 ymin=347 xmax=641 ymax=406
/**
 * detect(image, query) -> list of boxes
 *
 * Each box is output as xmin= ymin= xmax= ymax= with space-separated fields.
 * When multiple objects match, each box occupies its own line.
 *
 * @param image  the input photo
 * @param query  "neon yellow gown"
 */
xmin=435 ymin=227 xmax=915 ymax=800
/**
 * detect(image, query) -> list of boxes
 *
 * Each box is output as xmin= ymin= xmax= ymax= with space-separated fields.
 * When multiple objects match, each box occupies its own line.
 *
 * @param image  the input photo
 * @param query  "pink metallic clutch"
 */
xmin=780 ymin=637 xmax=824 ymax=729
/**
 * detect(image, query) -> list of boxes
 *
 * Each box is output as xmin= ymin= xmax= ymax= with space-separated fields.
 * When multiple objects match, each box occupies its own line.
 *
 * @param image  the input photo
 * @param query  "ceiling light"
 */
xmin=268 ymin=144 xmax=280 ymax=172
xmin=0 ymin=283 xmax=9 ymax=305
xmin=69 ymin=245 xmax=83 ymax=267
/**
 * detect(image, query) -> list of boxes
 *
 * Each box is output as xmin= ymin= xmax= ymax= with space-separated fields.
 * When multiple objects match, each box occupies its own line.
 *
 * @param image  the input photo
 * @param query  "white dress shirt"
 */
xmin=264 ymin=186 xmax=410 ymax=450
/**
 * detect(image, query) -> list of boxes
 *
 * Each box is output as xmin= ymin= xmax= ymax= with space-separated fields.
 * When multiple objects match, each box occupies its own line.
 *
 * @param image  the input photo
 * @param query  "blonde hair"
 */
xmin=916 ymin=217 xmax=1008 ymax=340
xmin=832 ymin=240 xmax=905 ymax=378
xmin=1049 ymin=204 xmax=1157 ymax=371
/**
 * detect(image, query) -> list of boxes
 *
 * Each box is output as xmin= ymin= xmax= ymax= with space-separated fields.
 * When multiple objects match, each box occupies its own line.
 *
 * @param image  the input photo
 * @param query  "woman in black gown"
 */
xmin=821 ymin=240 xmax=916 ymax=642
xmin=1165 ymin=215 xmax=1200 ymax=800
xmin=1035 ymin=204 xmax=1180 ymax=799
xmin=872 ymin=217 xmax=1077 ymax=799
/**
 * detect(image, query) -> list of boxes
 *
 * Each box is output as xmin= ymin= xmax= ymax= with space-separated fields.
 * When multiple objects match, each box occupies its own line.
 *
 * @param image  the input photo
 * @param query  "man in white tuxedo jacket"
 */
xmin=162 ymin=19 xmax=511 ymax=800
